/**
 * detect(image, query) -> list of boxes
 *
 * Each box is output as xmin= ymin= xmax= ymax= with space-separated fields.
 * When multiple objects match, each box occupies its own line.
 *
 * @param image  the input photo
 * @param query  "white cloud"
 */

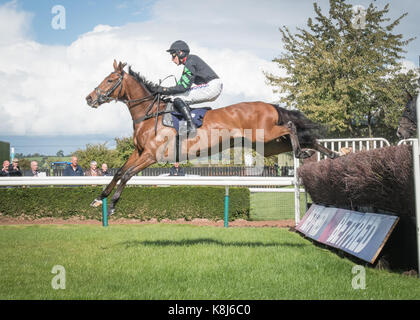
xmin=0 ymin=0 xmax=33 ymax=45
xmin=0 ymin=1 xmax=285 ymax=136
xmin=5 ymin=0 xmax=416 ymax=138
xmin=401 ymin=59 xmax=417 ymax=72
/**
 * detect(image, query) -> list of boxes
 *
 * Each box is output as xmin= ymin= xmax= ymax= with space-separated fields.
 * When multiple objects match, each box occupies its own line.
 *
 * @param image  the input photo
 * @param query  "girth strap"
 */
xmin=132 ymin=110 xmax=171 ymax=126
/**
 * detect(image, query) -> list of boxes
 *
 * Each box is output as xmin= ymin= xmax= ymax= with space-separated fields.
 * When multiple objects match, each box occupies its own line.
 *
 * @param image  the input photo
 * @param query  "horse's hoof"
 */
xmin=90 ymin=199 xmax=102 ymax=208
xmin=303 ymin=149 xmax=315 ymax=158
xmin=297 ymin=150 xmax=315 ymax=159
xmin=108 ymin=208 xmax=115 ymax=217
xmin=331 ymin=151 xmax=341 ymax=159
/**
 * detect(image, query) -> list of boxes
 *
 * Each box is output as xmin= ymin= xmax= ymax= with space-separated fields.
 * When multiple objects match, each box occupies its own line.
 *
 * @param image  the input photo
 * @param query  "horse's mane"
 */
xmin=272 ymin=104 xmax=326 ymax=145
xmin=128 ymin=66 xmax=158 ymax=94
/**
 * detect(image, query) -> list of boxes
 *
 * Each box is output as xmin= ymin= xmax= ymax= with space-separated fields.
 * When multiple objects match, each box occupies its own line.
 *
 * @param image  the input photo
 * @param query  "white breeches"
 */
xmin=169 ymin=78 xmax=223 ymax=105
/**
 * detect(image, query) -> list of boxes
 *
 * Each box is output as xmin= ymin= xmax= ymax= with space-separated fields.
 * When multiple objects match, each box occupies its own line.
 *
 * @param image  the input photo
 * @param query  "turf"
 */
xmin=0 ymin=224 xmax=419 ymax=300
xmin=250 ymin=191 xmax=309 ymax=221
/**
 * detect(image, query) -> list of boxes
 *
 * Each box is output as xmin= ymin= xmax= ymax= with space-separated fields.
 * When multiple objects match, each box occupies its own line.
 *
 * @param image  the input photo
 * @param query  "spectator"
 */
xmin=85 ymin=160 xmax=102 ymax=176
xmin=169 ymin=162 xmax=185 ymax=176
xmin=101 ymin=163 xmax=112 ymax=176
xmin=1 ymin=160 xmax=10 ymax=176
xmin=29 ymin=161 xmax=40 ymax=177
xmin=63 ymin=156 xmax=84 ymax=176
xmin=9 ymin=159 xmax=23 ymax=176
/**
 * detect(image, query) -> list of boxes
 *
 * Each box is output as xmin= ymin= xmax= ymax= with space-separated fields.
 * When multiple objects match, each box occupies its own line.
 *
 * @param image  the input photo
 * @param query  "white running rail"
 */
xmin=317 ymin=137 xmax=391 ymax=161
xmin=0 ymin=176 xmax=295 ymax=187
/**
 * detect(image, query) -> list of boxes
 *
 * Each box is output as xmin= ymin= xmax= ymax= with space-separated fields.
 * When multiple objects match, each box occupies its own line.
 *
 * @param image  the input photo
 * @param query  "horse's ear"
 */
xmin=117 ymin=61 xmax=127 ymax=72
xmin=113 ymin=59 xmax=118 ymax=71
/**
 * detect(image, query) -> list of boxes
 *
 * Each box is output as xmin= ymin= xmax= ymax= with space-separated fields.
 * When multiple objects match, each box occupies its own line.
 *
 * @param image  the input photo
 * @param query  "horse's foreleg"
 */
xmin=90 ymin=150 xmax=142 ymax=208
xmin=108 ymin=152 xmax=156 ymax=216
xmin=287 ymin=121 xmax=315 ymax=159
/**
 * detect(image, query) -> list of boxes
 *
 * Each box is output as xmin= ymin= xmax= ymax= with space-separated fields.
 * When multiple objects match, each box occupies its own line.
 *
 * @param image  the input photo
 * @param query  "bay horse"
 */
xmin=397 ymin=91 xmax=418 ymax=139
xmin=85 ymin=60 xmax=339 ymax=214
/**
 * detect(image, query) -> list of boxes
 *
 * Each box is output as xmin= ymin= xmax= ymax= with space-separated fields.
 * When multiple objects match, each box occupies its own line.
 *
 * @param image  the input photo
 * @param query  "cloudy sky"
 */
xmin=0 ymin=0 xmax=419 ymax=155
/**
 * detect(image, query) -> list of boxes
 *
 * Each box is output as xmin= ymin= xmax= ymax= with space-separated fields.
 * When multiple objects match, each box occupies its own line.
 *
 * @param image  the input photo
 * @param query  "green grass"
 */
xmin=250 ymin=191 xmax=309 ymax=221
xmin=0 ymin=224 xmax=419 ymax=300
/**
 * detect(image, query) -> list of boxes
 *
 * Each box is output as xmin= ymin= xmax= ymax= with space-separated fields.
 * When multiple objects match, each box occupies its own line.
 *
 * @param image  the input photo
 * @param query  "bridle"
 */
xmin=94 ymin=71 xmax=157 ymax=108
xmin=93 ymin=70 xmax=168 ymax=134
xmin=94 ymin=72 xmax=124 ymax=105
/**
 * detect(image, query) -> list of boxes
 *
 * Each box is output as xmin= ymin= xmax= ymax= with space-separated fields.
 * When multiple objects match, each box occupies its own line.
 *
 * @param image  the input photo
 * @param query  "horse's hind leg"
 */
xmin=90 ymin=149 xmax=142 ymax=208
xmin=108 ymin=152 xmax=156 ymax=216
xmin=312 ymin=142 xmax=340 ymax=159
xmin=287 ymin=121 xmax=316 ymax=159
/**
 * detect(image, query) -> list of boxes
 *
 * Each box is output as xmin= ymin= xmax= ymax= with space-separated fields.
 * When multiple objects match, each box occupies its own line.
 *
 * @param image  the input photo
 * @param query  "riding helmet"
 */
xmin=167 ymin=40 xmax=190 ymax=59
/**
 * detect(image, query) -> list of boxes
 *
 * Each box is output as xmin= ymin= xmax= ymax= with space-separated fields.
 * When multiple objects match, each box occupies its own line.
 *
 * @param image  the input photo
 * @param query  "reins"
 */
xmin=125 ymin=74 xmax=176 ymax=135
xmin=97 ymin=71 xmax=175 ymax=135
xmin=131 ymin=94 xmax=173 ymax=135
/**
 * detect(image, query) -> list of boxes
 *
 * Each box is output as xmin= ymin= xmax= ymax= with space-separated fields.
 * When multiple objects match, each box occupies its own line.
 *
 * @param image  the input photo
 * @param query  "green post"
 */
xmin=102 ymin=198 xmax=108 ymax=227
xmin=224 ymin=186 xmax=229 ymax=228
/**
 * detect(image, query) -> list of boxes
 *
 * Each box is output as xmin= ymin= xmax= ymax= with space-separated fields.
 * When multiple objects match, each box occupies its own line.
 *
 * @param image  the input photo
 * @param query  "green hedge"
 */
xmin=0 ymin=186 xmax=250 ymax=221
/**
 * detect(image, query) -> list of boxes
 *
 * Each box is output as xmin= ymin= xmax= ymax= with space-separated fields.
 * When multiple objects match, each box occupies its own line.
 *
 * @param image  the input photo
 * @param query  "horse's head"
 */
xmin=397 ymin=91 xmax=418 ymax=139
xmin=86 ymin=60 xmax=127 ymax=108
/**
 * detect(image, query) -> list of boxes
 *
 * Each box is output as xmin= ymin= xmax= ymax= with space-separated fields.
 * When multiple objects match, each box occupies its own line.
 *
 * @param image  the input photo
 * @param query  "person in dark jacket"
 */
xmin=101 ymin=163 xmax=112 ymax=176
xmin=169 ymin=162 xmax=185 ymax=176
xmin=29 ymin=161 xmax=40 ymax=177
xmin=63 ymin=156 xmax=84 ymax=176
xmin=156 ymin=40 xmax=223 ymax=136
xmin=9 ymin=159 xmax=22 ymax=176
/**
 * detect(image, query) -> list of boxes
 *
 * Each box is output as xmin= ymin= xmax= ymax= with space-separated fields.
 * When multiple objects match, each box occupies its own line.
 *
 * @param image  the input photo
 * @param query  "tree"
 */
xmin=18 ymin=158 xmax=31 ymax=170
xmin=114 ymin=137 xmax=135 ymax=167
xmin=56 ymin=150 xmax=64 ymax=157
xmin=265 ymin=0 xmax=418 ymax=141
xmin=73 ymin=143 xmax=118 ymax=169
xmin=114 ymin=137 xmax=185 ymax=168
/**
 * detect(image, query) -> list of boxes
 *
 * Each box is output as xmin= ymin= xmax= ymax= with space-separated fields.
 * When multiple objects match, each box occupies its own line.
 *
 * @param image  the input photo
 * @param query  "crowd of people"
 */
xmin=62 ymin=157 xmax=112 ymax=176
xmin=0 ymin=156 xmax=112 ymax=177
xmin=1 ymin=155 xmax=185 ymax=177
xmin=1 ymin=159 xmax=23 ymax=177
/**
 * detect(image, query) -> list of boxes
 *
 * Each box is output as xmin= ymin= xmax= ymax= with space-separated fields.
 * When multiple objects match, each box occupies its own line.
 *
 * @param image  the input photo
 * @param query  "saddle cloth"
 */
xmin=162 ymin=102 xmax=211 ymax=134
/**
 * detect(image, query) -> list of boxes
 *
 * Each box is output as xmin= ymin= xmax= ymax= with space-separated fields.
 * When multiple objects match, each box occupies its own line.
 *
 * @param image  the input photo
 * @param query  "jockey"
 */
xmin=156 ymin=40 xmax=223 ymax=136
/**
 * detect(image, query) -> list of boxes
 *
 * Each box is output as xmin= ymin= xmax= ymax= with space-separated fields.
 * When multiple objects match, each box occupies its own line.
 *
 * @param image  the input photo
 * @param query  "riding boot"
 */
xmin=173 ymin=98 xmax=197 ymax=136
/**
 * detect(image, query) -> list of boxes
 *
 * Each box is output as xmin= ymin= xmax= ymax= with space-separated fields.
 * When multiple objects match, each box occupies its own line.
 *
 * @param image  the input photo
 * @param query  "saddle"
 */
xmin=162 ymin=102 xmax=211 ymax=135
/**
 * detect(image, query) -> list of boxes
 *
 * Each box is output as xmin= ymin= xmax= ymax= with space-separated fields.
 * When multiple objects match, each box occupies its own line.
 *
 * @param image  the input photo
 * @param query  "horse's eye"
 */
xmin=107 ymin=79 xmax=114 ymax=83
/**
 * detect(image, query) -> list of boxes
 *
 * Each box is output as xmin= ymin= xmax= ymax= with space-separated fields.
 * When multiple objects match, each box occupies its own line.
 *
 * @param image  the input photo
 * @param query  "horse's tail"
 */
xmin=270 ymin=104 xmax=325 ymax=146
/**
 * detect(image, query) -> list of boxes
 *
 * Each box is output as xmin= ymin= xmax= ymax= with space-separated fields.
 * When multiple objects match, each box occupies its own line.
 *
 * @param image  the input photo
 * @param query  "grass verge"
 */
xmin=0 ymin=224 xmax=418 ymax=300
